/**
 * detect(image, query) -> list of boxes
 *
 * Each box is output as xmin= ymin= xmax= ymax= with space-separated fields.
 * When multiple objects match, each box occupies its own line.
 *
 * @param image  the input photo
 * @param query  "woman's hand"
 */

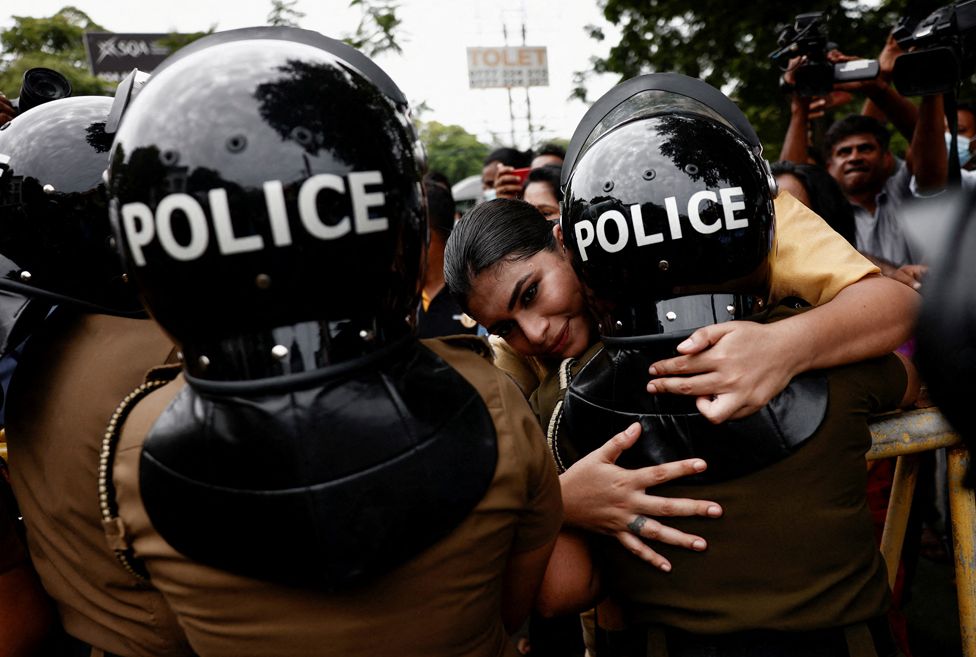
xmin=647 ymin=321 xmax=797 ymax=424
xmin=559 ymin=423 xmax=723 ymax=572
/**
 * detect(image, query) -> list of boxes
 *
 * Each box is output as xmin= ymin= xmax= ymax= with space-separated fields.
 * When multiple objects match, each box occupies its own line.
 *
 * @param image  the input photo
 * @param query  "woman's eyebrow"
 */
xmin=508 ymin=273 xmax=532 ymax=311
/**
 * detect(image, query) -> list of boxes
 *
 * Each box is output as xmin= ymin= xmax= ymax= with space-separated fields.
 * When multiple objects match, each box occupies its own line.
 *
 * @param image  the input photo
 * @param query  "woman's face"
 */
xmin=522 ymin=181 xmax=561 ymax=221
xmin=466 ymin=228 xmax=591 ymax=360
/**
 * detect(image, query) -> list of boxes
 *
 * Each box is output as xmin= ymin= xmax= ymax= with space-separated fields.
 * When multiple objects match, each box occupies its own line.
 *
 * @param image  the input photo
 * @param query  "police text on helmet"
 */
xmin=119 ymin=171 xmax=388 ymax=266
xmin=574 ymin=186 xmax=748 ymax=262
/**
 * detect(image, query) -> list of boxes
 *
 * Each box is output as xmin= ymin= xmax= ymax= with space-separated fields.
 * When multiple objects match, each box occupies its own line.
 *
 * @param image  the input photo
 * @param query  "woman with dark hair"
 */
xmin=772 ymin=161 xmax=857 ymax=246
xmin=445 ymin=198 xmax=719 ymax=566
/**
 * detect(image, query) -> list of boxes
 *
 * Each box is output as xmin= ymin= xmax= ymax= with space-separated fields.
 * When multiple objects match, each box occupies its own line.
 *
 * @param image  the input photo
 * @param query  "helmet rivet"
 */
xmin=359 ymin=329 xmax=375 ymax=341
xmin=271 ymin=344 xmax=289 ymax=360
xmin=198 ymin=355 xmax=210 ymax=369
xmin=161 ymin=150 xmax=180 ymax=165
xmin=665 ymin=311 xmax=677 ymax=321
xmin=614 ymin=320 xmax=623 ymax=329
xmin=642 ymin=169 xmax=656 ymax=180
xmin=684 ymin=163 xmax=699 ymax=175
xmin=291 ymin=126 xmax=313 ymax=146
xmin=121 ymin=273 xmax=129 ymax=283
xmin=726 ymin=304 xmax=736 ymax=314
xmin=255 ymin=273 xmax=272 ymax=289
xmin=225 ymin=135 xmax=247 ymax=153
xmin=658 ymin=260 xmax=670 ymax=272
xmin=42 ymin=184 xmax=55 ymax=194
xmin=19 ymin=270 xmax=31 ymax=282
xmin=602 ymin=180 xmax=614 ymax=192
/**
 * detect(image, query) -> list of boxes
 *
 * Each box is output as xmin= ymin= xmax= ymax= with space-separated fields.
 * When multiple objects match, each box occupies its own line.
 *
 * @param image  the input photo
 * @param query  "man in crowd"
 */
xmin=418 ymin=177 xmax=479 ymax=338
xmin=482 ymin=146 xmax=533 ymax=200
xmin=531 ymin=143 xmax=565 ymax=169
xmin=824 ymin=100 xmax=945 ymax=276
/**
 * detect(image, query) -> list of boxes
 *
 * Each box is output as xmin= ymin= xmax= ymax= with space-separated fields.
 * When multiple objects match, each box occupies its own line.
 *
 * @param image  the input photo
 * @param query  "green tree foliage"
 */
xmin=419 ymin=121 xmax=489 ymax=186
xmin=0 ymin=6 xmax=109 ymax=97
xmin=267 ymin=0 xmax=305 ymax=28
xmin=581 ymin=0 xmax=953 ymax=158
xmin=343 ymin=0 xmax=403 ymax=58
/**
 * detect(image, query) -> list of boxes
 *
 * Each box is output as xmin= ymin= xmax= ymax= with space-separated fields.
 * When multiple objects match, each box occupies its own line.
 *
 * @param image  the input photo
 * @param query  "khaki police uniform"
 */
xmin=111 ymin=336 xmax=563 ymax=657
xmin=491 ymin=191 xmax=881 ymax=397
xmin=540 ymin=306 xmax=906 ymax=655
xmin=5 ymin=310 xmax=193 ymax=657
xmin=0 ymin=472 xmax=27 ymax=575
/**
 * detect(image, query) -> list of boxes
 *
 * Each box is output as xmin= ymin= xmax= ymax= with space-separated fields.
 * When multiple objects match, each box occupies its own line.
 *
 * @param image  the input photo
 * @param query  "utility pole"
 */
xmin=522 ymin=21 xmax=534 ymax=147
xmin=502 ymin=23 xmax=517 ymax=146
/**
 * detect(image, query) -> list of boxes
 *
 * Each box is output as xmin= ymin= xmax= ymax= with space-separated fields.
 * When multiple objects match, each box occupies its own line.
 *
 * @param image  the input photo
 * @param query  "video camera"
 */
xmin=770 ymin=11 xmax=879 ymax=97
xmin=10 ymin=68 xmax=72 ymax=113
xmin=892 ymin=0 xmax=976 ymax=96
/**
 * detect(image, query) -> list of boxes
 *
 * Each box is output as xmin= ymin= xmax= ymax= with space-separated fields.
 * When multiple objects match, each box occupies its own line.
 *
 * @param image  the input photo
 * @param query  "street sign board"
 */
xmin=467 ymin=46 xmax=549 ymax=89
xmin=84 ymin=32 xmax=173 ymax=80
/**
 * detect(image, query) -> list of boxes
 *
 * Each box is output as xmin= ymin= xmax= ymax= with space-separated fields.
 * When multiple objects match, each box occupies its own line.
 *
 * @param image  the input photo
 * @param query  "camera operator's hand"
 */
xmin=828 ymin=43 xmax=917 ymax=141
xmin=0 ymin=94 xmax=15 ymax=127
xmin=493 ymin=164 xmax=523 ymax=200
xmin=875 ymin=34 xmax=904 ymax=83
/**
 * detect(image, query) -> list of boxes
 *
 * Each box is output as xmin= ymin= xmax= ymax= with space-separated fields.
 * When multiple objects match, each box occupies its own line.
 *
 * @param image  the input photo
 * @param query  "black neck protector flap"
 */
xmin=558 ymin=303 xmax=828 ymax=483
xmin=139 ymin=338 xmax=498 ymax=589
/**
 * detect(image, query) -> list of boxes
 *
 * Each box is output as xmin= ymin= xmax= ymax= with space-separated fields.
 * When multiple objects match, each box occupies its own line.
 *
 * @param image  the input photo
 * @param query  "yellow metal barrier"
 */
xmin=868 ymin=407 xmax=974 ymax=657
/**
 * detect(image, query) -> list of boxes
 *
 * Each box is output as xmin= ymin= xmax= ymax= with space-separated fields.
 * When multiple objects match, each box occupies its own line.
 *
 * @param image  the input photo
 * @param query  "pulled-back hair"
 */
xmin=824 ymin=114 xmax=891 ymax=156
xmin=444 ymin=198 xmax=556 ymax=311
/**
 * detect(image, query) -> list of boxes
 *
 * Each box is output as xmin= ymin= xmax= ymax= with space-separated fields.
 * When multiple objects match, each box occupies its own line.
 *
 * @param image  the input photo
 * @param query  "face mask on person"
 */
xmin=945 ymin=132 xmax=972 ymax=167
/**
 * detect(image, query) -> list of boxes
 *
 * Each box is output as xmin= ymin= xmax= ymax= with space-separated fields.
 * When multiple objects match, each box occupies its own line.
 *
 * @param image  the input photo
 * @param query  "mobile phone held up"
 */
xmin=511 ymin=167 xmax=531 ymax=185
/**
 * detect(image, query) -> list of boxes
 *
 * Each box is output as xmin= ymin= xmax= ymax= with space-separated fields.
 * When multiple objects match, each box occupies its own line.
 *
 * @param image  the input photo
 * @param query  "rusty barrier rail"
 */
xmin=868 ymin=407 xmax=974 ymax=657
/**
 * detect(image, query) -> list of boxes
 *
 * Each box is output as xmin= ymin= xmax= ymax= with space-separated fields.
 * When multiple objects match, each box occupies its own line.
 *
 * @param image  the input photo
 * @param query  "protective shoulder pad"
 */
xmin=139 ymin=339 xmax=497 ymax=589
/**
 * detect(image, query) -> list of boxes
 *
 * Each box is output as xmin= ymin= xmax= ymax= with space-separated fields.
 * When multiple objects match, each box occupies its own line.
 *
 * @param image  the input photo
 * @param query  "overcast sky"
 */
xmin=2 ymin=0 xmax=623 ymax=149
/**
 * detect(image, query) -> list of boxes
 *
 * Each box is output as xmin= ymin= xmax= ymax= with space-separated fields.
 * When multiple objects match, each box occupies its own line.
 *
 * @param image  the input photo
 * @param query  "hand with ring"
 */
xmin=559 ymin=422 xmax=723 ymax=572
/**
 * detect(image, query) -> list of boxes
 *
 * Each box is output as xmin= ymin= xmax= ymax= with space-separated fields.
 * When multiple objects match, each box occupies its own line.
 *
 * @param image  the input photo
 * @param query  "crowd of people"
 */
xmin=0 ymin=20 xmax=972 ymax=657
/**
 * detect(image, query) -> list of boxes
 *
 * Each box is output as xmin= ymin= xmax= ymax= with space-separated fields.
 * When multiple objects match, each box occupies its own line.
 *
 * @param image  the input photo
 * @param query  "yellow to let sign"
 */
xmin=466 ymin=46 xmax=549 ymax=89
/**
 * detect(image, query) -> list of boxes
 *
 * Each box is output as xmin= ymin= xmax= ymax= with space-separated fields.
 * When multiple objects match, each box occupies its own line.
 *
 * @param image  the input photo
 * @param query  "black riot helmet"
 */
xmin=107 ymin=27 xmax=426 ymax=382
xmin=0 ymin=95 xmax=143 ymax=319
xmin=561 ymin=73 xmax=777 ymax=337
